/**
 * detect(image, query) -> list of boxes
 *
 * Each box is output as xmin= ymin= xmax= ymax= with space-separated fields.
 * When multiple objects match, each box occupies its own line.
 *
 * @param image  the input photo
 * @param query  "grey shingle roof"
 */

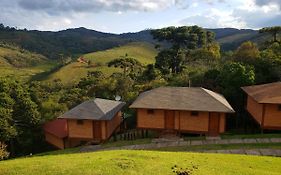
xmin=130 ymin=87 xmax=234 ymax=113
xmin=58 ymin=98 xmax=126 ymax=120
xmin=242 ymin=82 xmax=281 ymax=104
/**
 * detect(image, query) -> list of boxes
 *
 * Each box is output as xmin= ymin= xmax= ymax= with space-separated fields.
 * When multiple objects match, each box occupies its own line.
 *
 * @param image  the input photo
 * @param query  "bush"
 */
xmin=0 ymin=142 xmax=9 ymax=160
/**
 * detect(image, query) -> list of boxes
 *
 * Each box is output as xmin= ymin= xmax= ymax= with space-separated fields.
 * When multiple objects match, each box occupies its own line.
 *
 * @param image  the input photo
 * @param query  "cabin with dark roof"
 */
xmin=242 ymin=82 xmax=281 ymax=130
xmin=43 ymin=98 xmax=125 ymax=149
xmin=130 ymin=87 xmax=234 ymax=136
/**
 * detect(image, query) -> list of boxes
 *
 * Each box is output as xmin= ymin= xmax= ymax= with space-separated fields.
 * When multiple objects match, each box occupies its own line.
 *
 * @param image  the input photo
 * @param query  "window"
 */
xmin=76 ymin=120 xmax=84 ymax=125
xmin=191 ymin=111 xmax=199 ymax=116
xmin=147 ymin=109 xmax=154 ymax=115
xmin=278 ymin=105 xmax=281 ymax=111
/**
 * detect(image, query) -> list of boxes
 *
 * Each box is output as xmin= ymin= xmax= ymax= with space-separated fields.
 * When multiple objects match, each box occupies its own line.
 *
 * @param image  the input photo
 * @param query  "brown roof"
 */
xmin=58 ymin=98 xmax=125 ymax=120
xmin=241 ymin=82 xmax=281 ymax=104
xmin=130 ymin=87 xmax=234 ymax=113
xmin=43 ymin=119 xmax=68 ymax=138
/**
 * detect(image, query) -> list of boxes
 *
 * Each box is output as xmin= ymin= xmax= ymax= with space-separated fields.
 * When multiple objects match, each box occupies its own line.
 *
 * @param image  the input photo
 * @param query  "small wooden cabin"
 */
xmin=130 ymin=87 xmax=234 ymax=136
xmin=242 ymin=82 xmax=281 ymax=130
xmin=43 ymin=98 xmax=125 ymax=149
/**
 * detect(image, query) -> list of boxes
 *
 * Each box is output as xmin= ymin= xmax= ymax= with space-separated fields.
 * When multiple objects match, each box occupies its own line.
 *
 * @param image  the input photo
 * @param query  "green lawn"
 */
xmin=0 ymin=150 xmax=280 ymax=175
xmin=46 ymin=42 xmax=157 ymax=85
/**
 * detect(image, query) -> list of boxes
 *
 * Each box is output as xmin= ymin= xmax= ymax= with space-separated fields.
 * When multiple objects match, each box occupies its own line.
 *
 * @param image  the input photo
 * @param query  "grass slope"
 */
xmin=0 ymin=150 xmax=280 ymax=175
xmin=47 ymin=42 xmax=157 ymax=85
xmin=0 ymin=44 xmax=56 ymax=80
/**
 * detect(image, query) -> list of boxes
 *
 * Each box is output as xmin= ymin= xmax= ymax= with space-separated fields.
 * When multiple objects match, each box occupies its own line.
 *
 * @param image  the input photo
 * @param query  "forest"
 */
xmin=0 ymin=25 xmax=281 ymax=159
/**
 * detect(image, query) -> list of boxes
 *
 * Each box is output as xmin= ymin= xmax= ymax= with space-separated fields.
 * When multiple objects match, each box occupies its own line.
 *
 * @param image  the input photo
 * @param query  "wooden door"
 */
xmin=93 ymin=121 xmax=101 ymax=139
xmin=165 ymin=110 xmax=175 ymax=129
xmin=209 ymin=113 xmax=220 ymax=136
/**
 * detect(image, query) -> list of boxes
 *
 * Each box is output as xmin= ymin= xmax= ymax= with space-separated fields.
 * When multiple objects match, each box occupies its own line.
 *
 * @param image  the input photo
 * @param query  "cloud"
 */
xmin=17 ymin=0 xmax=180 ymax=14
xmin=254 ymin=0 xmax=281 ymax=9
xmin=180 ymin=8 xmax=247 ymax=29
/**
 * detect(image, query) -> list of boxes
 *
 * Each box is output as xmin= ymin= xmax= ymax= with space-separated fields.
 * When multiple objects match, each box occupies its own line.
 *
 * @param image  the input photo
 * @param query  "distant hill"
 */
xmin=0 ymin=25 xmax=269 ymax=60
xmin=46 ymin=42 xmax=157 ymax=84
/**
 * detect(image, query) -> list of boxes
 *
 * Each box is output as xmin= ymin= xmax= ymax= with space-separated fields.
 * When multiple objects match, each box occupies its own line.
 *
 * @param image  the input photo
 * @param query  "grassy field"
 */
xmin=46 ymin=42 xmax=158 ymax=84
xmin=0 ymin=150 xmax=280 ymax=175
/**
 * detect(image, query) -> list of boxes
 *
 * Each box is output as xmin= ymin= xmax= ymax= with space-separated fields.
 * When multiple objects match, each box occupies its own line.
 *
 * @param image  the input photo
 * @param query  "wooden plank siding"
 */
xmin=66 ymin=112 xmax=122 ymax=142
xmin=45 ymin=132 xmax=65 ymax=149
xmin=246 ymin=95 xmax=281 ymax=130
xmin=263 ymin=104 xmax=281 ymax=129
xmin=246 ymin=96 xmax=263 ymax=125
xmin=68 ymin=120 xmax=93 ymax=139
xmin=137 ymin=109 xmax=226 ymax=135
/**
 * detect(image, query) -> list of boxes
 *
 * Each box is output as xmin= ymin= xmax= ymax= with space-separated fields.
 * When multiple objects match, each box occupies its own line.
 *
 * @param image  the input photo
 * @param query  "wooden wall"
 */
xmin=106 ymin=112 xmax=122 ymax=138
xmin=264 ymin=104 xmax=281 ymax=128
xmin=246 ymin=96 xmax=263 ymax=125
xmin=137 ymin=109 xmax=165 ymax=129
xmin=178 ymin=111 xmax=209 ymax=132
xmin=219 ymin=113 xmax=226 ymax=133
xmin=137 ymin=109 xmax=226 ymax=134
xmin=45 ymin=132 xmax=64 ymax=149
xmin=68 ymin=119 xmax=93 ymax=139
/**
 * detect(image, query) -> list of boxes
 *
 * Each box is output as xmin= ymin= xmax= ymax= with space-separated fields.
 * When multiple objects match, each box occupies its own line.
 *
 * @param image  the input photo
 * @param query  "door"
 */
xmin=209 ymin=113 xmax=220 ymax=136
xmin=165 ymin=110 xmax=175 ymax=129
xmin=93 ymin=121 xmax=101 ymax=139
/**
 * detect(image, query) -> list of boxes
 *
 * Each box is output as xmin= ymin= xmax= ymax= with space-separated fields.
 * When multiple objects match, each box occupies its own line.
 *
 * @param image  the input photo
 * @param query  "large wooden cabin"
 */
xmin=43 ymin=98 xmax=125 ymax=149
xmin=130 ymin=87 xmax=234 ymax=136
xmin=242 ymin=82 xmax=281 ymax=130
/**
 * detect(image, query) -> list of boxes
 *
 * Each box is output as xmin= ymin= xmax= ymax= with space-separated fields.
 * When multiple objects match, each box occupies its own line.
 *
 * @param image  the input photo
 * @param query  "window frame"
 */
xmin=76 ymin=119 xmax=84 ymax=125
xmin=147 ymin=109 xmax=154 ymax=115
xmin=191 ymin=111 xmax=199 ymax=116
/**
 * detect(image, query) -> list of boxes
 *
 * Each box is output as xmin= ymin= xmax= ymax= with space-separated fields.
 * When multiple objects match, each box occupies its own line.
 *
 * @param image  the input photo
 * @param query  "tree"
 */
xmin=141 ymin=64 xmax=161 ymax=82
xmin=0 ymin=79 xmax=42 ymax=156
xmin=234 ymin=41 xmax=260 ymax=62
xmin=259 ymin=26 xmax=281 ymax=42
xmin=0 ymin=142 xmax=9 ymax=160
xmin=151 ymin=26 xmax=215 ymax=74
xmin=108 ymin=55 xmax=142 ymax=76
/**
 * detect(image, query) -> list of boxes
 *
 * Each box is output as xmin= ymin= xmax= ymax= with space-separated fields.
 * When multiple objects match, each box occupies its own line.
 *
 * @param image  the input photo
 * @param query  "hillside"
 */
xmin=46 ymin=42 xmax=158 ymax=84
xmin=0 ymin=25 xmax=270 ymax=61
xmin=0 ymin=150 xmax=280 ymax=175
xmin=0 ymin=44 xmax=56 ymax=80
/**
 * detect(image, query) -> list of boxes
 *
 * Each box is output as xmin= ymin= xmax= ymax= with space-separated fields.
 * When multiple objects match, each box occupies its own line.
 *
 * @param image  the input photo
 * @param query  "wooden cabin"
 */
xmin=242 ymin=82 xmax=281 ymax=130
xmin=43 ymin=98 xmax=125 ymax=149
xmin=130 ymin=87 xmax=234 ymax=136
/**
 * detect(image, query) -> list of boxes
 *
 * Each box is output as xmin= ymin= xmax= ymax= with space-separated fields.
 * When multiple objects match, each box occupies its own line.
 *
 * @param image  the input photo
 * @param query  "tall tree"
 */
xmin=151 ymin=26 xmax=215 ymax=74
xmin=108 ymin=55 xmax=142 ymax=76
xmin=234 ymin=41 xmax=260 ymax=62
xmin=259 ymin=26 xmax=281 ymax=42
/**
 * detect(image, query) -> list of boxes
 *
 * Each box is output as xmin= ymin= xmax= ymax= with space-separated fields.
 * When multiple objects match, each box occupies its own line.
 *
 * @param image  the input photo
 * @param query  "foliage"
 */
xmin=152 ymin=26 xmax=216 ymax=74
xmin=234 ymin=41 xmax=260 ymax=62
xmin=259 ymin=26 xmax=281 ymax=42
xmin=0 ymin=142 xmax=9 ymax=160
xmin=108 ymin=55 xmax=143 ymax=77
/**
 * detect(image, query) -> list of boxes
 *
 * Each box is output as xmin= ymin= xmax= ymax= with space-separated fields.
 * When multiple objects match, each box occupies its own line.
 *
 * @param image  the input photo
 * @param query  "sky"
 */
xmin=0 ymin=0 xmax=280 ymax=33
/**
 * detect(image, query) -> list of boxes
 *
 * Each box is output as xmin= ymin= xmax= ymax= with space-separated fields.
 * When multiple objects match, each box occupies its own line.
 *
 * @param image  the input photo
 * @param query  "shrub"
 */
xmin=0 ymin=142 xmax=9 ymax=160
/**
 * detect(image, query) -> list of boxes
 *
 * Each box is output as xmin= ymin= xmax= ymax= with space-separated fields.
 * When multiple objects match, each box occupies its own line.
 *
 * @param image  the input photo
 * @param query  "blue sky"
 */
xmin=0 ymin=0 xmax=280 ymax=33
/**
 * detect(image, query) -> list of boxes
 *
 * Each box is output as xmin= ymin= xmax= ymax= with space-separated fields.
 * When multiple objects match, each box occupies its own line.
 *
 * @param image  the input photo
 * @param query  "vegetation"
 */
xmin=0 ymin=25 xmax=280 ymax=159
xmin=0 ymin=142 xmax=9 ymax=160
xmin=0 ymin=150 xmax=281 ymax=175
xmin=46 ymin=42 xmax=157 ymax=84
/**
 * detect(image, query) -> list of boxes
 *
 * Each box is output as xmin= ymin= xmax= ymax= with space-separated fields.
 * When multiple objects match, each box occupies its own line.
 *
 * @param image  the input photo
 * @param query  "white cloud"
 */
xmin=180 ymin=8 xmax=247 ymax=29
